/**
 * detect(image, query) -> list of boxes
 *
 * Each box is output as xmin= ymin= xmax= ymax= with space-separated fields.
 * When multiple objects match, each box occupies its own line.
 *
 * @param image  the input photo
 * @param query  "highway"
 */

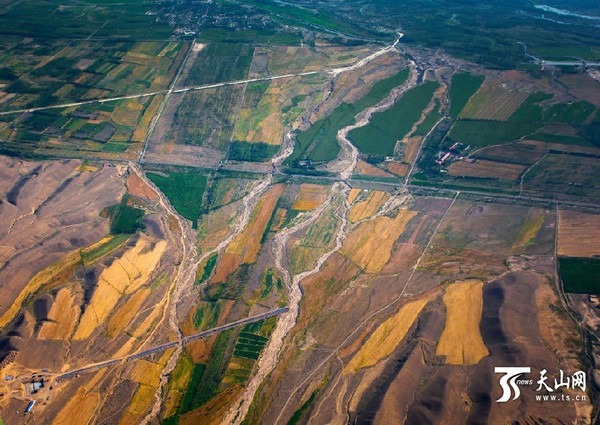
xmin=54 ymin=307 xmax=287 ymax=381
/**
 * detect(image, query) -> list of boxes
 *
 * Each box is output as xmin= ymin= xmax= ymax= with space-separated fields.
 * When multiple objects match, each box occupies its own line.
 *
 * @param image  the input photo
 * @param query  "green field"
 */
xmin=80 ymin=234 xmax=130 ymax=265
xmin=197 ymin=253 xmax=219 ymax=285
xmin=179 ymin=330 xmax=233 ymax=413
xmin=235 ymin=0 xmax=389 ymax=40
xmin=105 ymin=196 xmax=145 ymax=234
xmin=197 ymin=27 xmax=302 ymax=45
xmin=228 ymin=141 xmax=279 ymax=162
xmin=348 ymin=81 xmax=439 ymax=157
xmin=448 ymin=120 xmax=540 ymax=147
xmin=289 ymin=69 xmax=409 ymax=164
xmin=559 ymin=257 xmax=600 ymax=295
xmin=168 ymin=87 xmax=243 ymax=150
xmin=414 ymin=99 xmax=442 ymax=136
xmin=185 ymin=44 xmax=254 ymax=86
xmin=0 ymin=0 xmax=172 ymax=40
xmin=449 ymin=73 xmax=485 ymax=118
xmin=146 ymin=171 xmax=207 ymax=228
xmin=509 ymin=93 xmax=596 ymax=124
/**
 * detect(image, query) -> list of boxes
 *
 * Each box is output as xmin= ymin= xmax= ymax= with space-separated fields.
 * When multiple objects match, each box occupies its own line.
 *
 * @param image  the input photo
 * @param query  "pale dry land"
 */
xmin=0 ymin=156 xmax=125 ymax=329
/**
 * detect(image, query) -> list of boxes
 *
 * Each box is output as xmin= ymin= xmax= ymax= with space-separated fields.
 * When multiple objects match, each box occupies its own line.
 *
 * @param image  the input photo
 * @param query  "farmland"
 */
xmin=2 ymin=1 xmax=600 ymax=424
xmin=557 ymin=210 xmax=600 ymax=257
xmin=184 ymin=44 xmax=254 ymax=86
xmin=0 ymin=38 xmax=185 ymax=159
xmin=460 ymin=84 xmax=529 ymax=120
xmin=289 ymin=68 xmax=409 ymax=164
xmin=290 ymin=196 xmax=343 ymax=274
xmin=147 ymin=171 xmax=207 ymax=228
xmin=167 ymin=87 xmax=244 ymax=150
xmin=341 ymin=208 xmax=417 ymax=273
xmin=348 ymin=80 xmax=439 ymax=157
xmin=449 ymin=72 xmax=485 ymax=118
xmin=436 ymin=280 xmax=489 ymax=365
xmin=343 ymin=297 xmax=429 ymax=374
xmin=448 ymin=120 xmax=539 ymax=147
xmin=447 ymin=159 xmax=527 ymax=181
xmin=559 ymin=258 xmax=600 ymax=295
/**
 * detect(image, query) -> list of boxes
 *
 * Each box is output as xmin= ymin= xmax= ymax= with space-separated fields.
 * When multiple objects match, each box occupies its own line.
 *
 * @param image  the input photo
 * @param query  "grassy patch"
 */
xmin=509 ymin=92 xmax=596 ymax=124
xmin=193 ymin=301 xmax=222 ymax=331
xmin=449 ymin=72 xmax=485 ymax=118
xmin=559 ymin=257 xmax=600 ymax=295
xmin=146 ymin=171 xmax=207 ymax=228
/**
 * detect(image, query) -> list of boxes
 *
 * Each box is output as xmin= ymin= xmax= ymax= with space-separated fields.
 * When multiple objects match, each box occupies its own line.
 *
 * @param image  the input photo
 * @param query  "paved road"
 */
xmin=54 ymin=308 xmax=288 ymax=381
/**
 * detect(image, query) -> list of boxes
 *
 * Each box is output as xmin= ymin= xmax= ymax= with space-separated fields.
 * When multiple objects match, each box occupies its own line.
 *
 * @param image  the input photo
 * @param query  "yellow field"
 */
xmin=233 ymin=81 xmax=285 ymax=145
xmin=460 ymin=84 xmax=529 ymax=120
xmin=120 ymin=350 xmax=173 ymax=424
xmin=512 ymin=210 xmax=544 ymax=252
xmin=348 ymin=191 xmax=390 ymax=222
xmin=38 ymin=287 xmax=80 ymax=340
xmin=355 ymin=159 xmax=395 ymax=178
xmin=558 ymin=210 xmax=600 ymax=257
xmin=0 ymin=249 xmax=81 ymax=329
xmin=385 ymin=161 xmax=409 ymax=177
xmin=436 ymin=280 xmax=489 ymax=365
xmin=344 ymin=298 xmax=429 ymax=374
xmin=448 ymin=160 xmax=527 ymax=181
xmin=52 ymin=370 xmax=107 ymax=425
xmin=129 ymin=358 xmax=165 ymax=387
xmin=107 ymin=289 xmax=150 ymax=337
xmin=226 ymin=184 xmax=284 ymax=263
xmin=292 ymin=183 xmax=329 ymax=211
xmin=119 ymin=385 xmax=156 ymax=425
xmin=77 ymin=163 xmax=99 ymax=172
xmin=347 ymin=188 xmax=361 ymax=205
xmin=210 ymin=182 xmax=283 ymax=283
xmin=341 ymin=209 xmax=417 ymax=273
xmin=133 ymin=95 xmax=164 ymax=142
xmin=74 ymin=236 xmax=167 ymax=340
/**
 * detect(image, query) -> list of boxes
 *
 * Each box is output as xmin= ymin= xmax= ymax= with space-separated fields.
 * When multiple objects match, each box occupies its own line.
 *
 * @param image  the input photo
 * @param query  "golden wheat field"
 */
xmin=341 ymin=208 xmax=417 ymax=273
xmin=436 ymin=280 xmax=489 ymax=365
xmin=344 ymin=297 xmax=430 ymax=374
